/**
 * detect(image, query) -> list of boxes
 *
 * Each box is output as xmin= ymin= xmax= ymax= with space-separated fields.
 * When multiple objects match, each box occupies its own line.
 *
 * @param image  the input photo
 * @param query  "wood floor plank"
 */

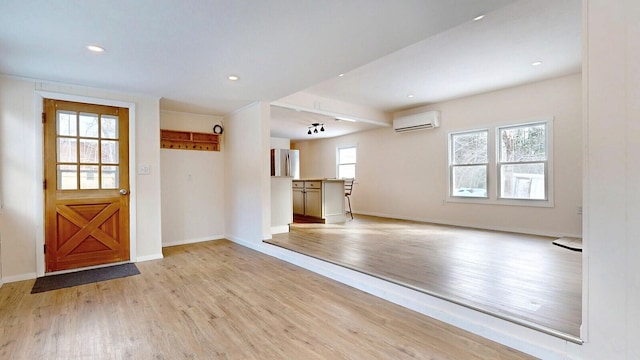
xmin=267 ymin=214 xmax=582 ymax=337
xmin=0 ymin=240 xmax=534 ymax=359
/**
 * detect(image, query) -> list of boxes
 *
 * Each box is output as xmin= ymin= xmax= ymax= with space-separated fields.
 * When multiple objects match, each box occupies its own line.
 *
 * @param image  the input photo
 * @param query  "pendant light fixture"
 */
xmin=307 ymin=123 xmax=324 ymax=135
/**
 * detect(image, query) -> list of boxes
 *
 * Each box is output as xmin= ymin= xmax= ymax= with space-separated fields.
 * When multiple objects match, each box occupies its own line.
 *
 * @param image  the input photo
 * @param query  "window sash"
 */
xmin=337 ymin=146 xmax=357 ymax=179
xmin=450 ymin=164 xmax=488 ymax=198
xmin=338 ymin=164 xmax=356 ymax=179
xmin=449 ymin=130 xmax=488 ymax=198
xmin=498 ymin=161 xmax=548 ymax=200
xmin=498 ymin=122 xmax=547 ymax=162
xmin=497 ymin=122 xmax=548 ymax=201
xmin=450 ymin=130 xmax=488 ymax=166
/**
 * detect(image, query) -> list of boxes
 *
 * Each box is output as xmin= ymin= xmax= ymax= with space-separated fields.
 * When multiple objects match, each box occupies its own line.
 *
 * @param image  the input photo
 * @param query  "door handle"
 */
xmin=119 ymin=189 xmax=129 ymax=195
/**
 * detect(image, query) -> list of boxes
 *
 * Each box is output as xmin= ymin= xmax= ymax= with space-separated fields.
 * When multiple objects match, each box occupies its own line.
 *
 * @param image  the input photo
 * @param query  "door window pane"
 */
xmin=101 ymin=115 xmax=118 ymax=139
xmin=101 ymin=140 xmax=119 ymax=164
xmin=57 ymin=138 xmax=77 ymax=163
xmin=79 ymin=113 xmax=99 ymax=138
xmin=79 ymin=139 xmax=99 ymax=163
xmin=57 ymin=111 xmax=77 ymax=136
xmin=80 ymin=165 xmax=99 ymax=189
xmin=101 ymin=166 xmax=119 ymax=189
xmin=54 ymin=107 xmax=124 ymax=191
xmin=57 ymin=165 xmax=77 ymax=190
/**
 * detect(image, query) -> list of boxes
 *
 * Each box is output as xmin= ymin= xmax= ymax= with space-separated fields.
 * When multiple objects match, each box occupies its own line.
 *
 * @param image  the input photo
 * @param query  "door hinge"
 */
xmin=42 ymin=112 xmax=46 ymax=123
xmin=44 ymin=244 xmax=46 ymax=254
xmin=43 ymin=179 xmax=46 ymax=190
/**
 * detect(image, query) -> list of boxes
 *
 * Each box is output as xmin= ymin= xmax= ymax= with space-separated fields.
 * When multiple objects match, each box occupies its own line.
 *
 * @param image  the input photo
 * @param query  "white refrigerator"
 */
xmin=270 ymin=149 xmax=300 ymax=179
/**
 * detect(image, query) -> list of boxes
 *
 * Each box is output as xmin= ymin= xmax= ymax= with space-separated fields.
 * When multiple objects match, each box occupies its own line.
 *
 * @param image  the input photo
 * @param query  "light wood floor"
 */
xmin=267 ymin=215 xmax=582 ymax=338
xmin=0 ymin=240 xmax=535 ymax=359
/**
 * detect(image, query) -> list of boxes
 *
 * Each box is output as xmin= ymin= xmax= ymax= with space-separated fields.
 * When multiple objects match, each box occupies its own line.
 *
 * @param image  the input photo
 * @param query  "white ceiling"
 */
xmin=0 ymin=0 xmax=581 ymax=141
xmin=276 ymin=0 xmax=582 ymax=140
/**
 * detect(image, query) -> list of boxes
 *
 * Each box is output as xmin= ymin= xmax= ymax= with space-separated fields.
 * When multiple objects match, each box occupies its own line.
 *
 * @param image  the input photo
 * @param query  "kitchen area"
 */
xmin=270 ymin=147 xmax=346 ymax=235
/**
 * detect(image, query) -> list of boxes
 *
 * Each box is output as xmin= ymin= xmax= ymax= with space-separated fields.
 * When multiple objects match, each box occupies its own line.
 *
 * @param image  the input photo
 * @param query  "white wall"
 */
xmin=0 ymin=75 xmax=163 ymax=281
xmin=294 ymin=73 xmax=582 ymax=237
xmin=270 ymin=137 xmax=291 ymax=149
xmin=223 ymin=102 xmax=272 ymax=244
xmin=0 ymin=77 xmax=38 ymax=280
xmin=160 ymin=110 xmax=225 ymax=246
xmin=580 ymin=0 xmax=640 ymax=358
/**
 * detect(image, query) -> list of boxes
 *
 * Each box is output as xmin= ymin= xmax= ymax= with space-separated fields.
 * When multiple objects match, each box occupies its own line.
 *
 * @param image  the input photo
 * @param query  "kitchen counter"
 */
xmin=292 ymin=179 xmax=345 ymax=223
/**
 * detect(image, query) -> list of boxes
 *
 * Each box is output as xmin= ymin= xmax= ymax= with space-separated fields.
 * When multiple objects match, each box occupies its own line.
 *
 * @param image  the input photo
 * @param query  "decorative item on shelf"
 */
xmin=213 ymin=123 xmax=224 ymax=134
xmin=307 ymin=123 xmax=325 ymax=135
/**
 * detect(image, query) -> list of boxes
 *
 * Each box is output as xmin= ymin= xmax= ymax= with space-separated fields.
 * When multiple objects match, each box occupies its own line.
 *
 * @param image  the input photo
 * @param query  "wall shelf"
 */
xmin=160 ymin=129 xmax=220 ymax=151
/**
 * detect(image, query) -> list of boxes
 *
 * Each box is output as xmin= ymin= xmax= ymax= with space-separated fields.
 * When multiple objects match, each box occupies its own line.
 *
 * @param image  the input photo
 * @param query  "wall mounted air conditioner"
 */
xmin=393 ymin=111 xmax=440 ymax=133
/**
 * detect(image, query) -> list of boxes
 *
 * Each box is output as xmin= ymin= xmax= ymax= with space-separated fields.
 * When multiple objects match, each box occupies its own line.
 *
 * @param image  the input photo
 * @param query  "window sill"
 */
xmin=446 ymin=197 xmax=554 ymax=208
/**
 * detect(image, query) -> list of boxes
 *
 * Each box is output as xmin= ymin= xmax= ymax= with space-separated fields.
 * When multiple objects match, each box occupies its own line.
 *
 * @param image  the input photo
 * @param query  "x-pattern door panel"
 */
xmin=44 ymin=99 xmax=130 ymax=272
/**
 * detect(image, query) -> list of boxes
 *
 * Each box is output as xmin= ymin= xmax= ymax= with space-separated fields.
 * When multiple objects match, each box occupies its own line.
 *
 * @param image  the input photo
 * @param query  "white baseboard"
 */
xmin=2 ymin=272 xmax=37 ymax=284
xmin=162 ymin=235 xmax=225 ymax=248
xmin=136 ymin=253 xmax=164 ymax=262
xmin=356 ymin=210 xmax=582 ymax=238
xmin=270 ymin=225 xmax=289 ymax=235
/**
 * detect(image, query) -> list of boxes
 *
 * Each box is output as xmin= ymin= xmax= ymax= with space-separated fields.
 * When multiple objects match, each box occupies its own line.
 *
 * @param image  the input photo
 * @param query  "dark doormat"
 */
xmin=31 ymin=263 xmax=140 ymax=294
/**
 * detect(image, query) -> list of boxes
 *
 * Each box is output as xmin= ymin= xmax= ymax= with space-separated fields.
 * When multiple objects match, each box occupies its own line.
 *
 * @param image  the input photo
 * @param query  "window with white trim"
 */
xmin=449 ymin=130 xmax=488 ymax=198
xmin=337 ymin=146 xmax=356 ymax=179
xmin=498 ymin=122 xmax=547 ymax=200
xmin=447 ymin=120 xmax=552 ymax=206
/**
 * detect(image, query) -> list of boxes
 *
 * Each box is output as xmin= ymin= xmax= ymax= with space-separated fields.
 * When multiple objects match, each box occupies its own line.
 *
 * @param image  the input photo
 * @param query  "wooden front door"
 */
xmin=44 ymin=99 xmax=130 ymax=272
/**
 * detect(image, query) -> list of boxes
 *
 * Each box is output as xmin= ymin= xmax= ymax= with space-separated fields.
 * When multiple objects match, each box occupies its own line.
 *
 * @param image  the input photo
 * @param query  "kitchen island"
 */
xmin=292 ymin=179 xmax=346 ymax=224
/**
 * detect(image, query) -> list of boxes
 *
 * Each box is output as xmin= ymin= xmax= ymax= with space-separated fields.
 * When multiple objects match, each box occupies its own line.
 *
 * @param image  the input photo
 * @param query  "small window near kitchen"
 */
xmin=337 ymin=146 xmax=356 ymax=179
xmin=497 ymin=122 xmax=547 ymax=200
xmin=449 ymin=130 xmax=488 ymax=198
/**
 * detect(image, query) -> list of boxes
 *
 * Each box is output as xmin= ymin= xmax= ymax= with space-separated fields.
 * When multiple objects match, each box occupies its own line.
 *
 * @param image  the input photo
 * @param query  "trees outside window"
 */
xmin=448 ymin=121 xmax=550 ymax=204
xmin=450 ymin=130 xmax=488 ymax=198
xmin=498 ymin=123 xmax=547 ymax=200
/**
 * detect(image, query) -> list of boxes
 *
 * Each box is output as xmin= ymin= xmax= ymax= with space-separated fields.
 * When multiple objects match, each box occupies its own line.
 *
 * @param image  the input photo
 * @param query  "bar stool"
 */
xmin=344 ymin=178 xmax=354 ymax=220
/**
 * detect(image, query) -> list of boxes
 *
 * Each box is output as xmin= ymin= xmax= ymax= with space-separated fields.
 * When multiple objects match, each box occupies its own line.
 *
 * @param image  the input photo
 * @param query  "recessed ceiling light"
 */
xmin=87 ymin=45 xmax=105 ymax=53
xmin=407 ymin=94 xmax=415 ymax=98
xmin=531 ymin=61 xmax=543 ymax=66
xmin=338 ymin=73 xmax=345 ymax=77
xmin=472 ymin=15 xmax=485 ymax=21
xmin=228 ymin=75 xmax=239 ymax=81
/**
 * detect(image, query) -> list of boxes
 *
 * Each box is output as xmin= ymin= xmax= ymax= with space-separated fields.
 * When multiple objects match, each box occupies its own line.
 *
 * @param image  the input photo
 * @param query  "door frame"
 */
xmin=34 ymin=91 xmax=137 ymax=277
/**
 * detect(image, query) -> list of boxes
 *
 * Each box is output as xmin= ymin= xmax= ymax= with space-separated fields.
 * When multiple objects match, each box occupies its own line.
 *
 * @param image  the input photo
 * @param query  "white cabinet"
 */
xmin=292 ymin=179 xmax=345 ymax=223
xmin=304 ymin=188 xmax=322 ymax=217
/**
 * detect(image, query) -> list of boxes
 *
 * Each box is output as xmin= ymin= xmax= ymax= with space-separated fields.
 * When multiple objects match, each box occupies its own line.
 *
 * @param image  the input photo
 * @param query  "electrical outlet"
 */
xmin=577 ymin=206 xmax=583 ymax=215
xmin=138 ymin=164 xmax=150 ymax=175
